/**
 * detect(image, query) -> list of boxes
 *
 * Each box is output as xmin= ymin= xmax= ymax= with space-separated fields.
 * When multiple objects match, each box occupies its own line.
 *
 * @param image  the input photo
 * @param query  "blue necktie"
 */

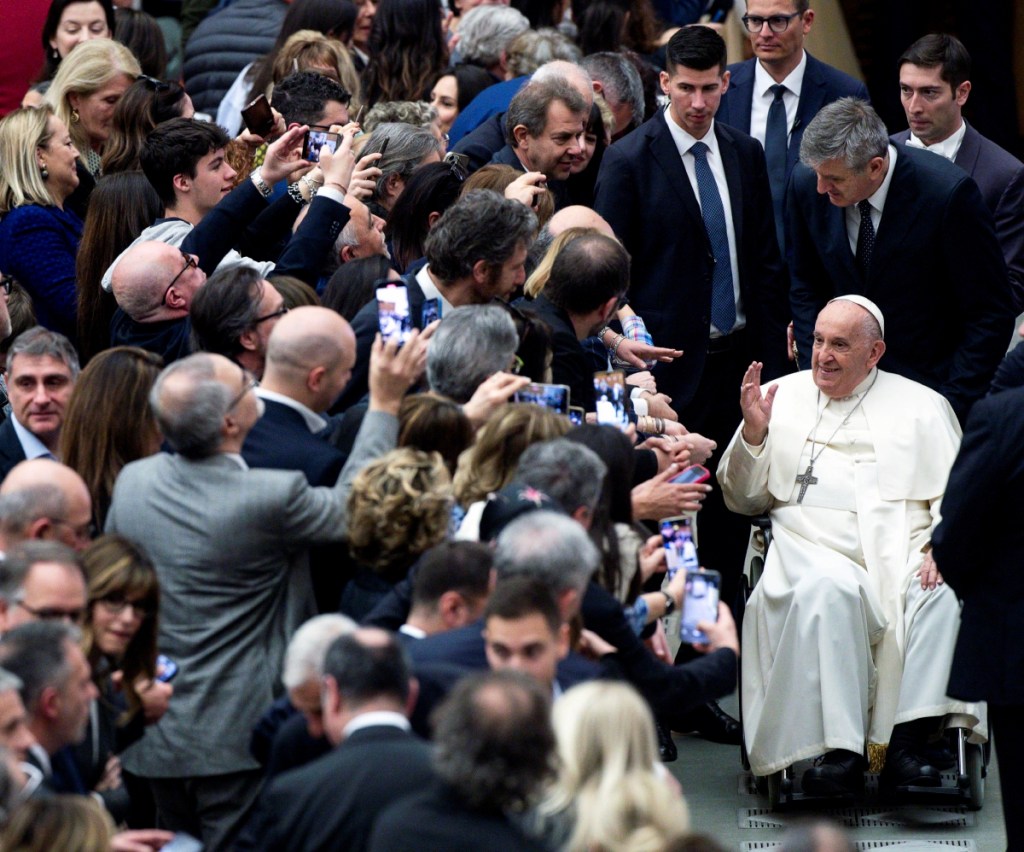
xmin=690 ymin=141 xmax=736 ymax=334
xmin=764 ymin=84 xmax=788 ymax=251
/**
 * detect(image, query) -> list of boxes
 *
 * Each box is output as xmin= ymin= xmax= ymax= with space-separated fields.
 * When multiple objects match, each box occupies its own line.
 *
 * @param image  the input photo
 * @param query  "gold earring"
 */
xmin=71 ymin=109 xmax=80 ymax=123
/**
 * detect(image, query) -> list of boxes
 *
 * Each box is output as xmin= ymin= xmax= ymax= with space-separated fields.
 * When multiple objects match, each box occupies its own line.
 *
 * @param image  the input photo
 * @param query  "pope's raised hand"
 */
xmin=739 ymin=361 xmax=777 ymax=446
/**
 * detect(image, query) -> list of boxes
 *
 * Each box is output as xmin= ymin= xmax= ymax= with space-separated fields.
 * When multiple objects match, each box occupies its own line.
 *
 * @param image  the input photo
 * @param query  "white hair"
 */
xmin=282 ymin=614 xmax=357 ymax=690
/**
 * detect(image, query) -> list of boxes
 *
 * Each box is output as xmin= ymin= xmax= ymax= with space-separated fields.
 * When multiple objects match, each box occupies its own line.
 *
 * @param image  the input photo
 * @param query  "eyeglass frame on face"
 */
xmin=252 ymin=305 xmax=289 ymax=325
xmin=227 ymin=370 xmax=258 ymax=413
xmin=741 ymin=10 xmax=804 ymax=33
xmin=162 ymin=251 xmax=198 ymax=306
xmin=14 ymin=599 xmax=85 ymax=624
xmin=96 ymin=594 xmax=154 ymax=618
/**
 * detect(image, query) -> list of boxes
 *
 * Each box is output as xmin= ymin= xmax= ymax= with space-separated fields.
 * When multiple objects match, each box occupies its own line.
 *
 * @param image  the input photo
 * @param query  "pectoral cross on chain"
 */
xmin=795 ymin=463 xmax=818 ymax=504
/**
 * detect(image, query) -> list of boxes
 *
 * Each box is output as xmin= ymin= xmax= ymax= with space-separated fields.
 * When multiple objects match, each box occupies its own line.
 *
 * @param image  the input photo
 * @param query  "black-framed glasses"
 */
xmin=15 ymin=600 xmax=84 ymax=624
xmin=97 ymin=594 xmax=155 ymax=618
xmin=137 ymin=74 xmax=171 ymax=92
xmin=162 ymin=251 xmax=197 ymax=306
xmin=253 ymin=306 xmax=289 ymax=325
xmin=741 ymin=11 xmax=803 ymax=32
xmin=228 ymin=370 xmax=257 ymax=412
xmin=0 ymin=274 xmax=13 ymax=297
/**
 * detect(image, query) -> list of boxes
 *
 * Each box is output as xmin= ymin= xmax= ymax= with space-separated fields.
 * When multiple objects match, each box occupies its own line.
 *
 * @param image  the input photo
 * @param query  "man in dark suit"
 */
xmin=716 ymin=0 xmax=868 ymax=249
xmin=237 ymin=629 xmax=433 ymax=852
xmin=788 ymin=97 xmax=1013 ymax=423
xmin=0 ymin=328 xmax=78 ymax=483
xmin=932 ymin=386 xmax=1024 ymax=850
xmin=368 ymin=670 xmax=552 ymax=852
xmin=594 ymin=24 xmax=790 ymax=611
xmin=892 ymin=34 xmax=1024 ymax=312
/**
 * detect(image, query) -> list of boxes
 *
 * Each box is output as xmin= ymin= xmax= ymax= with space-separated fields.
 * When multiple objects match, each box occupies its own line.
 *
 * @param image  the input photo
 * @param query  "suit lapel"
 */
xmin=648 ymin=113 xmax=706 ymax=231
xmin=953 ymin=124 xmax=982 ymax=176
xmin=725 ymin=61 xmax=754 ymax=134
xmin=820 ymin=194 xmax=860 ymax=290
xmin=869 ymin=150 xmax=923 ymax=284
xmin=792 ymin=54 xmax=828 ymax=168
xmin=716 ymin=124 xmax=745 ymax=250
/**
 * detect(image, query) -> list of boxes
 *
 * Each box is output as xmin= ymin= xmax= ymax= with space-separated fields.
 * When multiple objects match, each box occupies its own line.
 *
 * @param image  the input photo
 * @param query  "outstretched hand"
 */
xmin=739 ymin=361 xmax=777 ymax=446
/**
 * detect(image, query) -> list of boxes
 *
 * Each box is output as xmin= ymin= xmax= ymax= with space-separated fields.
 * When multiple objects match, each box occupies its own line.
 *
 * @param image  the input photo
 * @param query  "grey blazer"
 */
xmin=106 ymin=410 xmax=398 ymax=778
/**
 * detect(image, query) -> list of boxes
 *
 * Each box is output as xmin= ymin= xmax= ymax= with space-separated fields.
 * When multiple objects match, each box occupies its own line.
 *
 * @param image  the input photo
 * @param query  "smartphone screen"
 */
xmin=155 ymin=654 xmax=178 ymax=683
xmin=377 ymin=284 xmax=412 ymax=346
xmin=513 ymin=382 xmax=570 ymax=415
xmin=421 ymin=298 xmax=442 ymax=326
xmin=593 ymin=370 xmax=629 ymax=431
xmin=670 ymin=464 xmax=711 ymax=485
xmin=303 ymin=129 xmax=340 ymax=163
xmin=660 ymin=515 xmax=696 ymax=580
xmin=680 ymin=569 xmax=720 ymax=644
xmin=568 ymin=405 xmax=585 ymax=426
xmin=241 ymin=94 xmax=274 ymax=137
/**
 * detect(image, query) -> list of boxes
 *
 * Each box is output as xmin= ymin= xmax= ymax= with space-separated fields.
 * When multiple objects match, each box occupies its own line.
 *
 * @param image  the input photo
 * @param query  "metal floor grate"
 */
xmin=741 ymin=842 xmax=977 ymax=851
xmin=738 ymin=771 xmax=960 ymax=797
xmin=738 ymin=806 xmax=975 ymax=830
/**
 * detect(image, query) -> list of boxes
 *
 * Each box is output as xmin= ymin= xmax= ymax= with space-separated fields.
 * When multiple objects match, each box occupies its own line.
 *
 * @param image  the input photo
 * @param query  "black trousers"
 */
xmin=989 ymin=704 xmax=1023 ymax=851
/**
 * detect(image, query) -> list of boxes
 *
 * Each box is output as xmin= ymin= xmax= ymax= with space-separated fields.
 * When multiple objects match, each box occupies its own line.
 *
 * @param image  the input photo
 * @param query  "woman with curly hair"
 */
xmin=340 ymin=447 xmax=452 ymax=620
xmin=361 ymin=0 xmax=449 ymax=108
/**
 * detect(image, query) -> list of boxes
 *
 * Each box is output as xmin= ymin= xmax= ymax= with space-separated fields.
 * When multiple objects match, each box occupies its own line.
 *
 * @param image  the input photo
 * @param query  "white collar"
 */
xmin=10 ymin=415 xmax=56 ymax=461
xmin=415 ymin=263 xmax=455 ymax=317
xmin=753 ymin=49 xmax=807 ymax=98
xmin=863 ymin=144 xmax=898 ymax=215
xmin=663 ymin=109 xmax=721 ymax=159
xmin=907 ymin=119 xmax=967 ymax=162
xmin=343 ymin=710 xmax=411 ymax=738
xmin=255 ymin=387 xmax=327 ymax=434
xmin=399 ymin=623 xmax=427 ymax=640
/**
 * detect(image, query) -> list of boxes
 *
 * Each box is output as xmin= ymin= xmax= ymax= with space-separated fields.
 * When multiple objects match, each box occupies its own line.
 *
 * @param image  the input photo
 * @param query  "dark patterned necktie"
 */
xmin=856 ymin=198 xmax=875 ymax=277
xmin=690 ymin=141 xmax=735 ymax=333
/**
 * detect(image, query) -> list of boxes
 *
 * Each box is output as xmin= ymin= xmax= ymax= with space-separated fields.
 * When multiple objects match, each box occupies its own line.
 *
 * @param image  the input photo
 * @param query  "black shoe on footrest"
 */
xmin=656 ymin=721 xmax=678 ymax=762
xmin=675 ymin=701 xmax=742 ymax=745
xmin=880 ymin=747 xmax=942 ymax=789
xmin=801 ymin=750 xmax=866 ymax=797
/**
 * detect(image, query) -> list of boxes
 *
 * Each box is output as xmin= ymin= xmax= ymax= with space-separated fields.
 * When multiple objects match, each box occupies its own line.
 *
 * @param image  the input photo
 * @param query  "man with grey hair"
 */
xmin=582 ymin=52 xmax=645 ymax=139
xmin=335 ymin=190 xmax=536 ymax=411
xmin=457 ymin=5 xmax=530 ymax=79
xmin=105 ymin=334 xmax=430 ymax=850
xmin=426 ymin=305 xmax=519 ymax=404
xmin=0 ymin=621 xmax=97 ymax=794
xmin=359 ymin=123 xmax=444 ymax=218
xmin=0 ymin=541 xmax=86 ymax=634
xmin=491 ymin=78 xmax=589 ymax=207
xmin=788 ymin=96 xmax=1012 ymax=423
xmin=326 ymin=196 xmax=388 ymax=277
xmin=0 ymin=328 xmax=78 ymax=480
xmin=0 ymin=460 xmax=93 ymax=553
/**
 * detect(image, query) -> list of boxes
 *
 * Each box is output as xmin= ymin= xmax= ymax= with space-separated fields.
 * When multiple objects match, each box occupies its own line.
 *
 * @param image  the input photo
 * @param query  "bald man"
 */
xmin=0 ymin=460 xmax=93 ymax=552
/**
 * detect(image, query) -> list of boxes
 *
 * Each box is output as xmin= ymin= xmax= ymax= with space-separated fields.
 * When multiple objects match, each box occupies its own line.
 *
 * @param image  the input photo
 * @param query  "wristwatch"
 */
xmin=660 ymin=590 xmax=675 ymax=615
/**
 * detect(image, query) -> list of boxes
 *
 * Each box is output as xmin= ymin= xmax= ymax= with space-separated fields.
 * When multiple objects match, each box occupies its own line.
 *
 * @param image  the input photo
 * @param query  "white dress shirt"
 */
xmin=663 ymin=112 xmax=745 ymax=335
xmin=750 ymin=50 xmax=807 ymax=149
xmin=10 ymin=415 xmax=55 ymax=461
xmin=845 ymin=145 xmax=898 ymax=256
xmin=906 ymin=119 xmax=967 ymax=163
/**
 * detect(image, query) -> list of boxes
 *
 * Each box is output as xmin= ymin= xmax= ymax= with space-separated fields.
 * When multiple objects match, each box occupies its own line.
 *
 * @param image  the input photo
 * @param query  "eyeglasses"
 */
xmin=15 ymin=600 xmax=84 ymax=624
xmin=228 ymin=370 xmax=258 ymax=412
xmin=252 ymin=305 xmax=289 ymax=325
xmin=97 ymin=595 xmax=154 ymax=618
xmin=161 ymin=251 xmax=198 ymax=306
xmin=137 ymin=74 xmax=171 ymax=92
xmin=0 ymin=274 xmax=13 ymax=297
xmin=741 ymin=11 xmax=803 ymax=32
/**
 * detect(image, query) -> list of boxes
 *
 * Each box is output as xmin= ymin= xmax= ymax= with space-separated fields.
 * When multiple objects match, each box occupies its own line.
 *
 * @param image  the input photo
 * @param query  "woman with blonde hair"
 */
xmin=534 ymin=681 xmax=690 ymax=851
xmin=340 ymin=448 xmax=452 ymax=619
xmin=46 ymin=38 xmax=140 ymax=182
xmin=453 ymin=403 xmax=569 ymax=539
xmin=270 ymin=31 xmax=361 ymax=113
xmin=0 ymin=105 xmax=83 ymax=338
xmin=0 ymin=795 xmax=115 ymax=852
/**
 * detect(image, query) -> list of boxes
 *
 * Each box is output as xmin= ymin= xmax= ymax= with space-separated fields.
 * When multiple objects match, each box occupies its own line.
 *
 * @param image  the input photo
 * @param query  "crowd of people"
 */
xmin=0 ymin=0 xmax=1021 ymax=849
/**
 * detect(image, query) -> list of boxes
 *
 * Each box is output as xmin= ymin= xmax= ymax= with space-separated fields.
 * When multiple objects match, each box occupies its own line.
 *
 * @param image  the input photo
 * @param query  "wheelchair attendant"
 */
xmin=717 ymin=295 xmax=985 ymax=797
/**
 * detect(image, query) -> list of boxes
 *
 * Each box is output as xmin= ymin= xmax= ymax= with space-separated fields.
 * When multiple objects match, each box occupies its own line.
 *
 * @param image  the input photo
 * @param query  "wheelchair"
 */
xmin=736 ymin=516 xmax=988 ymax=811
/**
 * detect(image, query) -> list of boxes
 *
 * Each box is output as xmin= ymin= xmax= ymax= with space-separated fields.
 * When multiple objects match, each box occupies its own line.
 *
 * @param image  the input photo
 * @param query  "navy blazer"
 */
xmin=717 ymin=52 xmax=869 ymax=186
xmin=787 ymin=144 xmax=1014 ymax=423
xmin=0 ymin=418 xmax=27 ymax=483
xmin=242 ymin=398 xmax=344 ymax=487
xmin=892 ymin=124 xmax=1024 ymax=312
xmin=594 ymin=112 xmax=790 ymax=411
xmin=932 ymin=387 xmax=1024 ymax=705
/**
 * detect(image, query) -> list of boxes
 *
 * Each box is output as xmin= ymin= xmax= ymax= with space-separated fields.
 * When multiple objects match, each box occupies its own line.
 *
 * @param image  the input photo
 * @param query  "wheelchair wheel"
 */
xmin=966 ymin=742 xmax=985 ymax=810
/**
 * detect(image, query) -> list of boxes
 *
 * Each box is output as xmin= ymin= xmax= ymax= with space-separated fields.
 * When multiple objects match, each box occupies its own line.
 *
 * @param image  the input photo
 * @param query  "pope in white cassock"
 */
xmin=718 ymin=296 xmax=985 ymax=796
